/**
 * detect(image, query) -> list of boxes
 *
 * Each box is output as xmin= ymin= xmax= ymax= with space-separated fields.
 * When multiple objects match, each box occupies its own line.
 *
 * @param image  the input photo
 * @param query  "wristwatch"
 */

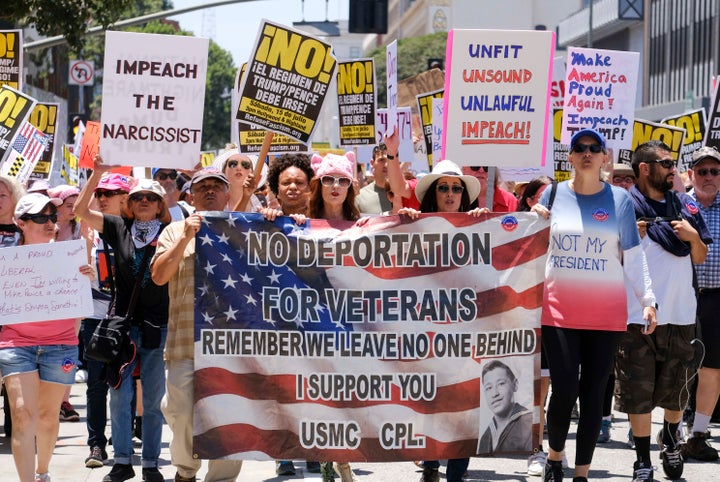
xmin=387 ymin=153 xmax=396 ymax=159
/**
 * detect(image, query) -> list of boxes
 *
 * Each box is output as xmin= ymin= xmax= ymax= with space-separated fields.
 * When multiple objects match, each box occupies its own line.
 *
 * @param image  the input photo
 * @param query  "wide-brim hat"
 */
xmin=415 ymin=160 xmax=481 ymax=204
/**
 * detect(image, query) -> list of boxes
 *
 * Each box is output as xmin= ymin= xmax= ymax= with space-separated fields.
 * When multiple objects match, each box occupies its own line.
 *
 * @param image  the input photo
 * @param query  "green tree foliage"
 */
xmin=2 ymin=0 xmax=137 ymax=54
xmin=370 ymin=31 xmax=448 ymax=106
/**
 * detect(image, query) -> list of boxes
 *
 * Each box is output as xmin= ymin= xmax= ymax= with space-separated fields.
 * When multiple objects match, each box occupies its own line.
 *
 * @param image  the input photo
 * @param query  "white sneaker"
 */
xmin=527 ymin=450 xmax=547 ymax=476
xmin=35 ymin=473 xmax=51 ymax=482
xmin=75 ymin=369 xmax=88 ymax=383
xmin=333 ymin=462 xmax=358 ymax=482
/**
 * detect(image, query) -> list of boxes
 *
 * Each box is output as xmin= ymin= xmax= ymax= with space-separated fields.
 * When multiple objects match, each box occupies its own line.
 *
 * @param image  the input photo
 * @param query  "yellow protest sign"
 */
xmin=337 ymin=59 xmax=376 ymax=146
xmin=237 ymin=20 xmax=337 ymax=144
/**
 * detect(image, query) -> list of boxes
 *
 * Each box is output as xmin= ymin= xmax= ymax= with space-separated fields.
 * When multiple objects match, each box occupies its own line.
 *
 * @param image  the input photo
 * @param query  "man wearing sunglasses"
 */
xmin=614 ymin=140 xmax=710 ymax=482
xmin=152 ymin=168 xmax=189 ymax=221
xmin=683 ymin=146 xmax=720 ymax=463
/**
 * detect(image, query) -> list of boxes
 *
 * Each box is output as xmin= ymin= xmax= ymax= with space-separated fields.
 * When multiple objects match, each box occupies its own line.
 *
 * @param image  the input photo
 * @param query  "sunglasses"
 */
xmin=695 ymin=168 xmax=720 ymax=177
xmin=437 ymin=184 xmax=464 ymax=194
xmin=130 ymin=193 xmax=162 ymax=203
xmin=320 ymin=175 xmax=352 ymax=188
xmin=470 ymin=166 xmax=489 ymax=172
xmin=647 ymin=158 xmax=676 ymax=169
xmin=571 ymin=143 xmax=604 ymax=154
xmin=228 ymin=159 xmax=253 ymax=170
xmin=95 ymin=189 xmax=124 ymax=198
xmin=154 ymin=171 xmax=177 ymax=181
xmin=22 ymin=213 xmax=58 ymax=224
xmin=613 ymin=176 xmax=635 ymax=184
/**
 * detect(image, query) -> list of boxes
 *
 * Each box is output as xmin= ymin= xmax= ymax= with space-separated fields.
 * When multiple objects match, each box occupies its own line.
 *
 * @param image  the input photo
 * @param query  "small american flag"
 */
xmin=13 ymin=121 xmax=49 ymax=162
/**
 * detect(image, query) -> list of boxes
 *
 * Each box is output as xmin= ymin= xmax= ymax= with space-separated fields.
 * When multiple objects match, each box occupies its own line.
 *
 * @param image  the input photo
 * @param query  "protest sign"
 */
xmin=616 ymin=118 xmax=685 ymax=165
xmin=337 ymin=59 xmax=376 ymax=146
xmin=357 ymin=107 xmax=415 ymax=171
xmin=79 ymin=121 xmax=100 ymax=169
xmin=0 ymin=85 xmax=37 ymax=164
xmin=561 ymin=47 xmax=639 ymax=159
xmin=28 ymin=102 xmax=59 ymax=180
xmin=417 ymin=89 xmax=443 ymax=167
xmin=192 ymin=212 xmax=547 ymax=461
xmin=100 ymin=31 xmax=209 ymax=168
xmin=238 ymin=126 xmax=308 ymax=154
xmin=551 ymin=57 xmax=566 ymax=108
xmin=705 ymin=85 xmax=720 ymax=150
xmin=553 ymin=108 xmax=572 ymax=181
xmin=0 ymin=121 xmax=50 ymax=183
xmin=386 ymin=40 xmax=398 ymax=136
xmin=61 ymin=144 xmax=80 ymax=186
xmin=200 ymin=151 xmax=216 ymax=168
xmin=443 ymin=29 xmax=555 ymax=168
xmin=234 ymin=64 xmax=308 ymax=155
xmin=431 ymin=97 xmax=443 ymax=164
xmin=662 ymin=108 xmax=707 ymax=171
xmin=236 ymin=20 xmax=337 ymax=144
xmin=0 ymin=239 xmax=93 ymax=324
xmin=0 ymin=30 xmax=22 ymax=90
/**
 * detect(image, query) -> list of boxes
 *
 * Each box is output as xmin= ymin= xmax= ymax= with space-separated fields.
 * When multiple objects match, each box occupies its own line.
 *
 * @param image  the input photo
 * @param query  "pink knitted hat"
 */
xmin=311 ymin=152 xmax=356 ymax=179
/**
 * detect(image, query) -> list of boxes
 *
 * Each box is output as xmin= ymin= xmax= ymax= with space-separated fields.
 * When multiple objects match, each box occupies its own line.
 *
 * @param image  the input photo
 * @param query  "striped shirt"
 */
xmin=153 ymin=221 xmax=195 ymax=361
xmin=690 ymin=189 xmax=720 ymax=288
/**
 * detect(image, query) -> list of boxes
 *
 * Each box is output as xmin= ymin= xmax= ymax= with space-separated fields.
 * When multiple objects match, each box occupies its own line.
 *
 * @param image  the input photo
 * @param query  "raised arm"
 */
xmin=384 ymin=129 xmax=412 ymax=200
xmin=74 ymin=155 xmax=113 ymax=233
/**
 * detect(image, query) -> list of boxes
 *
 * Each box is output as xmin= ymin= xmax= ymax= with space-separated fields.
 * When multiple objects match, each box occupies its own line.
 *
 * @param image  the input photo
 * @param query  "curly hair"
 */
xmin=267 ymin=154 xmax=315 ymax=196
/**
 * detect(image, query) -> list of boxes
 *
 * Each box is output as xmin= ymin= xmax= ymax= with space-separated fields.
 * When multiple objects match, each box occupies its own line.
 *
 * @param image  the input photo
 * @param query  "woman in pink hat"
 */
xmin=75 ymin=156 xmax=171 ymax=482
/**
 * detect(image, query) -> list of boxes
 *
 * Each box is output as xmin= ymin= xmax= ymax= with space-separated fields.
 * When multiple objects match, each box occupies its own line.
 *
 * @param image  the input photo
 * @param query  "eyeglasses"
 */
xmin=572 ymin=143 xmax=604 ymax=154
xmin=613 ymin=176 xmax=635 ymax=184
xmin=22 ymin=213 xmax=58 ymax=224
xmin=228 ymin=160 xmax=252 ymax=170
xmin=695 ymin=168 xmax=720 ymax=177
xmin=129 ymin=193 xmax=162 ymax=203
xmin=437 ymin=184 xmax=464 ymax=194
xmin=154 ymin=171 xmax=177 ymax=181
xmin=320 ymin=175 xmax=352 ymax=188
xmin=647 ymin=158 xmax=676 ymax=169
xmin=94 ymin=189 xmax=124 ymax=198
xmin=470 ymin=166 xmax=489 ymax=172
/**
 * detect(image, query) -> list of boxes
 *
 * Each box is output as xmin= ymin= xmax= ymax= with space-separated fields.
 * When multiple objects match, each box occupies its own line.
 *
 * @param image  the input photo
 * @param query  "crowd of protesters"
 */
xmin=1 ymin=129 xmax=720 ymax=482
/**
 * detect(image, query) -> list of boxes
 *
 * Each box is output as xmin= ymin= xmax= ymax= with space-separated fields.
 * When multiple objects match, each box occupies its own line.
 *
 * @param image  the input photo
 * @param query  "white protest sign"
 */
xmin=356 ymin=107 xmax=414 ymax=171
xmin=443 ymin=29 xmax=555 ymax=168
xmin=431 ymin=97 xmax=443 ymax=164
xmin=0 ymin=239 xmax=93 ymax=324
xmin=386 ymin=40 xmax=398 ymax=137
xmin=100 ymin=31 xmax=209 ymax=168
xmin=561 ymin=47 xmax=639 ymax=158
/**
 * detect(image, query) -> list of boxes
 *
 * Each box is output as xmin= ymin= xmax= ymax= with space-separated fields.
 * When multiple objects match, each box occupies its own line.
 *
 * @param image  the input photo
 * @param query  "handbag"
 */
xmin=85 ymin=245 xmax=151 ymax=363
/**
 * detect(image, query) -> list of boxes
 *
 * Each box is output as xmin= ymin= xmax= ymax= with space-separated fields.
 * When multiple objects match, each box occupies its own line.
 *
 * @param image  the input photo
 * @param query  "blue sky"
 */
xmin=168 ymin=0 xmax=350 ymax=66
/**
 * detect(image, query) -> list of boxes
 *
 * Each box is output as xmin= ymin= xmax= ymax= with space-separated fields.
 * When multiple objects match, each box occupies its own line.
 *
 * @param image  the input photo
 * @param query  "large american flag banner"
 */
xmin=0 ymin=120 xmax=49 ymax=183
xmin=193 ymin=212 xmax=549 ymax=462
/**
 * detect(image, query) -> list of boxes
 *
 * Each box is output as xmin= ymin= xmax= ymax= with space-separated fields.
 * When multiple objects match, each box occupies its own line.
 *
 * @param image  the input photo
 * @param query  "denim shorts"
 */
xmin=0 ymin=344 xmax=78 ymax=385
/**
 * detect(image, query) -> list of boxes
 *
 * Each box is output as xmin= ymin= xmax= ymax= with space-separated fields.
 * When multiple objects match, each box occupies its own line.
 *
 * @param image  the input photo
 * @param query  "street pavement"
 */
xmin=1 ymin=381 xmax=719 ymax=481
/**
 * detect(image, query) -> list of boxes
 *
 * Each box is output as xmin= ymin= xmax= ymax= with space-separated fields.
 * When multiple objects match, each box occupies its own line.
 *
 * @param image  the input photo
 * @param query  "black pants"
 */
xmin=542 ymin=325 xmax=621 ymax=466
